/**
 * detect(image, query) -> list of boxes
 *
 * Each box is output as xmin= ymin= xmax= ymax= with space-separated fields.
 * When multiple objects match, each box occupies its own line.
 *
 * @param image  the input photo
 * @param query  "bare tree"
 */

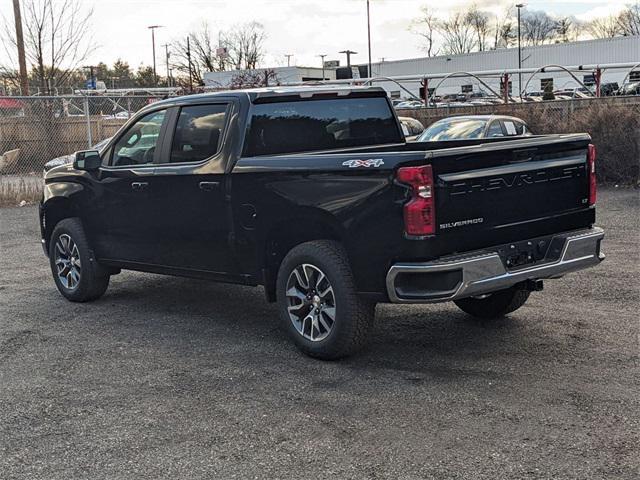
xmin=556 ymin=17 xmax=581 ymax=43
xmin=229 ymin=69 xmax=279 ymax=89
xmin=520 ymin=10 xmax=558 ymax=45
xmin=466 ymin=5 xmax=491 ymax=51
xmin=587 ymin=15 xmax=620 ymax=38
xmin=2 ymin=0 xmax=94 ymax=94
xmin=172 ymin=22 xmax=222 ymax=86
xmin=410 ymin=6 xmax=439 ymax=57
xmin=223 ymin=22 xmax=266 ymax=70
xmin=617 ymin=2 xmax=640 ymax=36
xmin=493 ymin=8 xmax=516 ymax=49
xmin=172 ymin=21 xmax=266 ymax=85
xmin=440 ymin=11 xmax=476 ymax=55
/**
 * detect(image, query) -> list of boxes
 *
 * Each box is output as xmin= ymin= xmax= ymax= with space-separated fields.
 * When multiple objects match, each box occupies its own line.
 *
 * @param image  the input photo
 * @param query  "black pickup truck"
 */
xmin=40 ymin=86 xmax=604 ymax=359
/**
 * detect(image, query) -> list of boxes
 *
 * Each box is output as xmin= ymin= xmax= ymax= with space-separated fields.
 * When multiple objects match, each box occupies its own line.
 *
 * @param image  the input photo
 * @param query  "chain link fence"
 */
xmin=0 ymin=95 xmax=167 ymax=205
xmin=1 ymin=93 xmax=638 ymax=205
xmin=0 ymin=95 xmax=166 ymax=174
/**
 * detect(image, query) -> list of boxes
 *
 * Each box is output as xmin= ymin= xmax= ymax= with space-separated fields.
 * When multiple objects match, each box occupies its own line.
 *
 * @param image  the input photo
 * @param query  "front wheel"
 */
xmin=454 ymin=285 xmax=530 ymax=319
xmin=276 ymin=240 xmax=374 ymax=360
xmin=49 ymin=218 xmax=110 ymax=302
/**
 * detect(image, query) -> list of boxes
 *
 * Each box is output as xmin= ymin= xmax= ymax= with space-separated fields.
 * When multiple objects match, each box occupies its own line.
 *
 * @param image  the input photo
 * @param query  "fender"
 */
xmin=41 ymin=179 xmax=85 ymax=248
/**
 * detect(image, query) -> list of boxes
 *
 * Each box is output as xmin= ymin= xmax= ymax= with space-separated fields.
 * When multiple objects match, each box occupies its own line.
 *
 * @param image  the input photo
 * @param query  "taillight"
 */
xmin=397 ymin=165 xmax=436 ymax=236
xmin=588 ymin=143 xmax=597 ymax=206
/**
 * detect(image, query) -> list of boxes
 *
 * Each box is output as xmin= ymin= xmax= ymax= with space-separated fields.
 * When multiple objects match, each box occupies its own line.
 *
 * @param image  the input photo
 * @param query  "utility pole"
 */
xmin=367 ymin=0 xmax=372 ymax=78
xmin=285 ymin=54 xmax=293 ymax=67
xmin=516 ymin=4 xmax=525 ymax=95
xmin=12 ymin=0 xmax=29 ymax=95
xmin=318 ymin=54 xmax=327 ymax=80
xmin=339 ymin=50 xmax=357 ymax=68
xmin=187 ymin=36 xmax=193 ymax=93
xmin=162 ymin=43 xmax=171 ymax=86
xmin=148 ymin=25 xmax=164 ymax=86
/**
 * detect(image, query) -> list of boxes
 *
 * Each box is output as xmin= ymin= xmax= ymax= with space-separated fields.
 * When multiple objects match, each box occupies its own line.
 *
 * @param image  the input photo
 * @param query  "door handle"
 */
xmin=199 ymin=181 xmax=220 ymax=192
xmin=131 ymin=182 xmax=149 ymax=191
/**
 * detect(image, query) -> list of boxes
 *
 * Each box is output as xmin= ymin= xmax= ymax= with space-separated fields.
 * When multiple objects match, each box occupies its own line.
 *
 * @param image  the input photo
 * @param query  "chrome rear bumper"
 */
xmin=386 ymin=227 xmax=604 ymax=303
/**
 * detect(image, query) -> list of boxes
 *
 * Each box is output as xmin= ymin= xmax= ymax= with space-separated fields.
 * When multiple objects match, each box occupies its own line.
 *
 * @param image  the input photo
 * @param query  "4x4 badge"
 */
xmin=342 ymin=159 xmax=385 ymax=168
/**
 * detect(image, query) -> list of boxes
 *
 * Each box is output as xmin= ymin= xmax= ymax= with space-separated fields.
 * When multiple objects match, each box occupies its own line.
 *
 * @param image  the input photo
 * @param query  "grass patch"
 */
xmin=0 ymin=176 xmax=43 ymax=207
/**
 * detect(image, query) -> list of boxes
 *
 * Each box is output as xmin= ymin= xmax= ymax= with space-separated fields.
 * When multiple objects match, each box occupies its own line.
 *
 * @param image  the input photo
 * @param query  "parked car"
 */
xmin=416 ymin=115 xmax=532 ymax=141
xmin=600 ymin=82 xmax=619 ymax=96
xmin=398 ymin=116 xmax=425 ymax=140
xmin=43 ymin=137 xmax=112 ymax=174
xmin=618 ymin=82 xmax=640 ymax=96
xmin=40 ymin=86 xmax=603 ymax=359
xmin=395 ymin=100 xmax=423 ymax=109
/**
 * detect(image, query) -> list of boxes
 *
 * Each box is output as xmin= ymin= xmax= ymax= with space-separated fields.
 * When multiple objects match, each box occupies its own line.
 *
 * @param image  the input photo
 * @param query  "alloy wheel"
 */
xmin=54 ymin=233 xmax=82 ymax=290
xmin=285 ymin=263 xmax=336 ymax=342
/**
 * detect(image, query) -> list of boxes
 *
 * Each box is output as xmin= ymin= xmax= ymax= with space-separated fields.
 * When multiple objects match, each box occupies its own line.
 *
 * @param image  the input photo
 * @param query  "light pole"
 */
xmin=285 ymin=54 xmax=294 ymax=67
xmin=367 ymin=0 xmax=372 ymax=78
xmin=516 ymin=4 xmax=525 ymax=95
xmin=162 ymin=43 xmax=171 ymax=86
xmin=148 ymin=25 xmax=164 ymax=85
xmin=339 ymin=50 xmax=357 ymax=68
xmin=318 ymin=54 xmax=327 ymax=80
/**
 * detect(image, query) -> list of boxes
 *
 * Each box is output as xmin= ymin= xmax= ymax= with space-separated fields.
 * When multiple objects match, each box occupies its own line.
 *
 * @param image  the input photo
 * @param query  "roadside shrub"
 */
xmin=524 ymin=103 xmax=640 ymax=185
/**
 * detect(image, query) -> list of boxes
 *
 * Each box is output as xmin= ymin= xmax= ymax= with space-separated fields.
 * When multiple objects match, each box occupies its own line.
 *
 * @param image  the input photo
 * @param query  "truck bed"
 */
xmin=233 ymin=133 xmax=595 ymax=296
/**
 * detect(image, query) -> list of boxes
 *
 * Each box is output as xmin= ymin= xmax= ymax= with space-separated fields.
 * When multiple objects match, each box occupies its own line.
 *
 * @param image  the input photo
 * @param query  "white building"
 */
xmin=362 ymin=35 xmax=640 ymax=99
xmin=203 ymin=66 xmax=335 ymax=90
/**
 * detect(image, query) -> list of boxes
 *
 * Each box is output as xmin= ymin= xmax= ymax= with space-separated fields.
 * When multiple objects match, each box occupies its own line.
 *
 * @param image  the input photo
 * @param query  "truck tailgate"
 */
xmin=432 ymin=134 xmax=592 ymax=239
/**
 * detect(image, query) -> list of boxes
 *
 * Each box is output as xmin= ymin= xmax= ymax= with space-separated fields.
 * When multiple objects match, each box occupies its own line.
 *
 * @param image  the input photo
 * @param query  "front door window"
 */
xmin=111 ymin=109 xmax=166 ymax=167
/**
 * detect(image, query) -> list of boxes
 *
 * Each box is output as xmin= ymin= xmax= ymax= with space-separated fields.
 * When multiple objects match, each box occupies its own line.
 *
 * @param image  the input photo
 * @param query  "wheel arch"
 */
xmin=261 ymin=211 xmax=346 ymax=302
xmin=41 ymin=196 xmax=81 ymax=251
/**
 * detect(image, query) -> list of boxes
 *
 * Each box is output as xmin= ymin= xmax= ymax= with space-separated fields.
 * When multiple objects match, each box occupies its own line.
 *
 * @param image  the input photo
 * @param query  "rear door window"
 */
xmin=503 ymin=120 xmax=528 ymax=136
xmin=169 ymin=104 xmax=228 ymax=163
xmin=243 ymin=97 xmax=402 ymax=156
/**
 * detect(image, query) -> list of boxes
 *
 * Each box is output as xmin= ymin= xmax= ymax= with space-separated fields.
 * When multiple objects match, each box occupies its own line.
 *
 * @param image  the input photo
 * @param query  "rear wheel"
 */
xmin=454 ymin=285 xmax=530 ymax=319
xmin=276 ymin=240 xmax=374 ymax=360
xmin=49 ymin=218 xmax=110 ymax=302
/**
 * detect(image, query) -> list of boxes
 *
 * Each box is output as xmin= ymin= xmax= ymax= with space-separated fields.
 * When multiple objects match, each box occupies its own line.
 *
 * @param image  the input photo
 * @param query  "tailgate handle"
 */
xmin=510 ymin=149 xmax=537 ymax=163
xmin=131 ymin=182 xmax=148 ymax=191
xmin=199 ymin=181 xmax=220 ymax=192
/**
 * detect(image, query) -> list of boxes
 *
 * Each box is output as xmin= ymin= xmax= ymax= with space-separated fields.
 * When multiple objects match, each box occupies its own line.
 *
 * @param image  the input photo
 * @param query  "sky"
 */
xmin=0 ymin=0 xmax=630 ymax=72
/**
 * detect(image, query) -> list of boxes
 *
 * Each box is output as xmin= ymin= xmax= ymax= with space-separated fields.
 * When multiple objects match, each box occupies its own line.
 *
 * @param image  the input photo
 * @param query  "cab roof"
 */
xmin=151 ymin=85 xmax=387 ymax=108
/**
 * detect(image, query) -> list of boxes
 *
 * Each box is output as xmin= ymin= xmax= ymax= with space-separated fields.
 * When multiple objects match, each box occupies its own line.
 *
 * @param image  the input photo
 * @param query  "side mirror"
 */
xmin=73 ymin=150 xmax=101 ymax=171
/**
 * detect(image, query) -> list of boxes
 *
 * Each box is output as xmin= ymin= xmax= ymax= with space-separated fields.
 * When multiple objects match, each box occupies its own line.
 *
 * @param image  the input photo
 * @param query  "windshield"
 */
xmin=418 ymin=119 xmax=487 ymax=141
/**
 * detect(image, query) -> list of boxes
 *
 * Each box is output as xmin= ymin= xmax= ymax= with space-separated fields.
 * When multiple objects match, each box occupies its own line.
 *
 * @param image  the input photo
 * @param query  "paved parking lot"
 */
xmin=1 ymin=188 xmax=638 ymax=479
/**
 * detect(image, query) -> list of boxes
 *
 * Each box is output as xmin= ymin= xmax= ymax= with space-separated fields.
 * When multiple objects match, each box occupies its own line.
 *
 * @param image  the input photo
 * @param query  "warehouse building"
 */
xmin=203 ymin=66 xmax=335 ymax=90
xmin=362 ymin=35 xmax=640 ymax=99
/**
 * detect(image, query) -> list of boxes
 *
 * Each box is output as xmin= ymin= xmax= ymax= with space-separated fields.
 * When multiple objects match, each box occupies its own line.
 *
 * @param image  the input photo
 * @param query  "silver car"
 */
xmin=417 ymin=115 xmax=532 ymax=141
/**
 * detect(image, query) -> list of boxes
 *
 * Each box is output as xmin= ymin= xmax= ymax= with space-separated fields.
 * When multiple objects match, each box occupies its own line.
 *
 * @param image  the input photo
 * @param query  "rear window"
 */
xmin=243 ymin=97 xmax=402 ymax=157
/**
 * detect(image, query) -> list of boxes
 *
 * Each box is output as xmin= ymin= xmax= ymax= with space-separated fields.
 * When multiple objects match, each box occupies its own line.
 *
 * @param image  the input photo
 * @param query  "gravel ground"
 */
xmin=0 ymin=188 xmax=638 ymax=479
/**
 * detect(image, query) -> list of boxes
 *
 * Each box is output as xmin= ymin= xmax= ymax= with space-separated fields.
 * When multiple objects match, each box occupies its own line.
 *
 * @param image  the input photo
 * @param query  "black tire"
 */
xmin=276 ymin=240 xmax=375 ymax=360
xmin=454 ymin=285 xmax=530 ymax=319
xmin=49 ymin=218 xmax=110 ymax=302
